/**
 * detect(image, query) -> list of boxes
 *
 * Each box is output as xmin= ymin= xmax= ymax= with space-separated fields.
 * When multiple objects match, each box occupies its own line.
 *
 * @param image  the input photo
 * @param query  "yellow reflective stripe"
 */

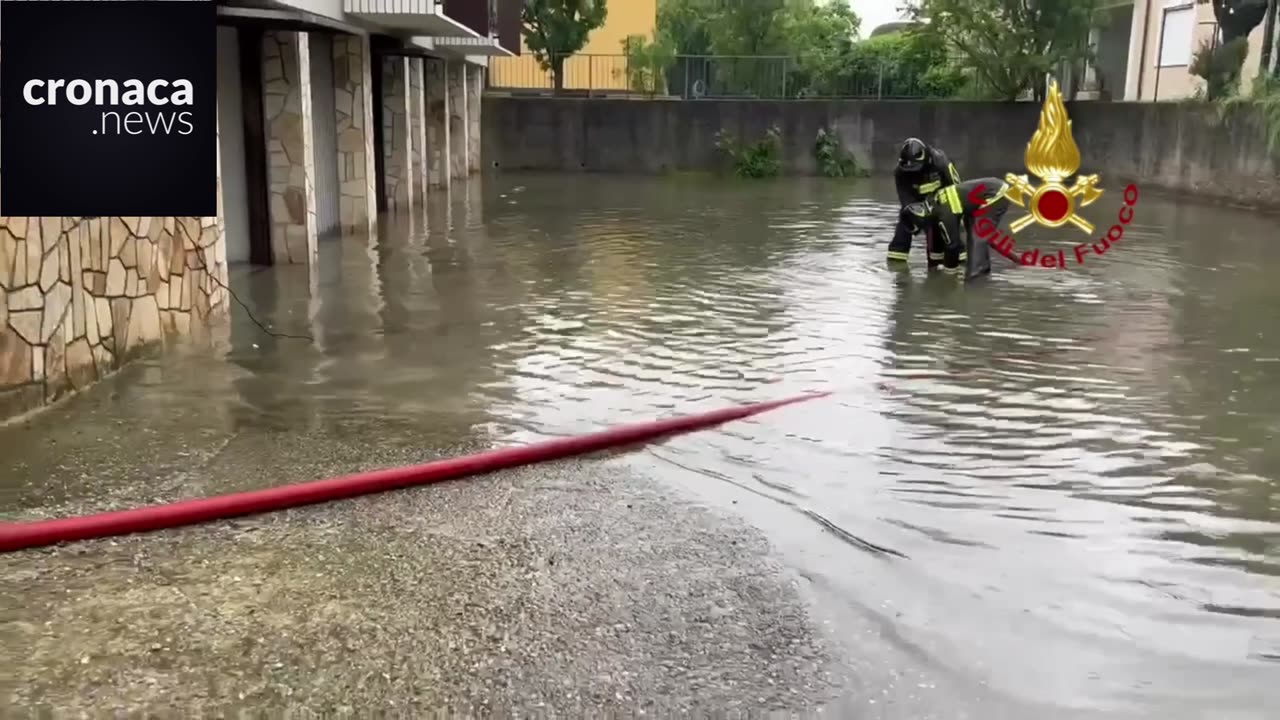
xmin=918 ymin=181 xmax=941 ymax=193
xmin=928 ymin=252 xmax=945 ymax=260
xmin=886 ymin=251 xmax=910 ymax=261
xmin=946 ymin=186 xmax=962 ymax=213
xmin=949 ymin=164 xmax=961 ymax=184
xmin=958 ymin=253 xmax=968 ymax=262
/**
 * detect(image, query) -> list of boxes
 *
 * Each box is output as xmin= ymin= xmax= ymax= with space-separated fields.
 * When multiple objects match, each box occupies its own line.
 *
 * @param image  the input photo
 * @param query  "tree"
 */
xmin=657 ymin=0 xmax=715 ymax=56
xmin=1190 ymin=0 xmax=1268 ymax=97
xmin=522 ymin=0 xmax=609 ymax=92
xmin=657 ymin=0 xmax=863 ymax=97
xmin=777 ymin=1 xmax=860 ymax=96
xmin=1211 ymin=0 xmax=1268 ymax=43
xmin=841 ymin=30 xmax=968 ymax=98
xmin=909 ymin=0 xmax=1100 ymax=101
xmin=620 ymin=34 xmax=676 ymax=96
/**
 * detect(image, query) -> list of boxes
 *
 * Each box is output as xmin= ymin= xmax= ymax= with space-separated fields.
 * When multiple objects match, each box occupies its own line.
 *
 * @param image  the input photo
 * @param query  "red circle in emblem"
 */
xmin=1036 ymin=189 xmax=1071 ymax=222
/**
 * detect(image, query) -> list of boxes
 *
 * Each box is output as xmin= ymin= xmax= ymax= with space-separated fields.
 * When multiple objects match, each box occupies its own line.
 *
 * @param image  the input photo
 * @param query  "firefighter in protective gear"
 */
xmin=926 ymin=177 xmax=1012 ymax=280
xmin=888 ymin=138 xmax=962 ymax=267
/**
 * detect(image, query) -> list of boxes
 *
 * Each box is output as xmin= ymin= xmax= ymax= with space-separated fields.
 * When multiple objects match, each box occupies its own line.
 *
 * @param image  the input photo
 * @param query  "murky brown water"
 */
xmin=4 ymin=174 xmax=1279 ymax=716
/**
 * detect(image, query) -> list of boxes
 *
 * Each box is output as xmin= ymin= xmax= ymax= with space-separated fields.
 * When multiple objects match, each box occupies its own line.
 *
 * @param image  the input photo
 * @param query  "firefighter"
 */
xmin=927 ymin=177 xmax=1011 ymax=280
xmin=888 ymin=137 xmax=962 ymax=268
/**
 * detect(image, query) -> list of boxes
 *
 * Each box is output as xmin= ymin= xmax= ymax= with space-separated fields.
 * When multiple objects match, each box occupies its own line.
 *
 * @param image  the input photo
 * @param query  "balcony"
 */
xmin=342 ymin=0 xmax=480 ymax=37
xmin=425 ymin=0 xmax=521 ymax=56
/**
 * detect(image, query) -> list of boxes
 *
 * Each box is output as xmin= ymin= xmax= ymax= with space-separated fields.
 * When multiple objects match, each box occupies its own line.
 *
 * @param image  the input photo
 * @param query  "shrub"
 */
xmin=715 ymin=125 xmax=782 ymax=178
xmin=1191 ymin=36 xmax=1249 ymax=100
xmin=813 ymin=125 xmax=868 ymax=178
xmin=619 ymin=34 xmax=675 ymax=97
xmin=1217 ymin=75 xmax=1280 ymax=154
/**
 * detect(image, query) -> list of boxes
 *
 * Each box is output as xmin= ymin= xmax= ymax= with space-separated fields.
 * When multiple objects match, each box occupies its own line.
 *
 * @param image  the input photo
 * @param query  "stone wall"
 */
xmin=0 ymin=136 xmax=228 ymax=420
xmin=425 ymin=59 xmax=451 ymax=189
xmin=264 ymin=30 xmax=317 ymax=266
xmin=409 ymin=58 xmax=428 ymax=205
xmin=482 ymin=97 xmax=1280 ymax=207
xmin=332 ymin=34 xmax=378 ymax=238
xmin=467 ymin=66 xmax=483 ymax=174
xmin=382 ymin=56 xmax=414 ymax=210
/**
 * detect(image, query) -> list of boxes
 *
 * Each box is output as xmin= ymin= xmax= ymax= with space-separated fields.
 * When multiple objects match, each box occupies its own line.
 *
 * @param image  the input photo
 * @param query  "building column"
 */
xmin=264 ymin=30 xmax=318 ymax=267
xmin=467 ymin=65 xmax=482 ymax=174
xmin=1124 ymin=0 xmax=1150 ymax=101
xmin=381 ymin=56 xmax=413 ymax=211
xmin=408 ymin=58 xmax=428 ymax=204
xmin=332 ymin=33 xmax=378 ymax=238
xmin=448 ymin=62 xmax=468 ymax=181
xmin=425 ymin=58 xmax=450 ymax=189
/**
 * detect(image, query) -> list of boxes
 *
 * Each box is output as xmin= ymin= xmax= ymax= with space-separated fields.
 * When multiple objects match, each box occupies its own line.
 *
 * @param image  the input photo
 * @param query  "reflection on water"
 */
xmin=5 ymin=173 xmax=1280 ymax=714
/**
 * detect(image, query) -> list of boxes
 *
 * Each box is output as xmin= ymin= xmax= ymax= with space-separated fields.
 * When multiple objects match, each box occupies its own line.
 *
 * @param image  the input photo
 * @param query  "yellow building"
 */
xmin=489 ymin=0 xmax=658 ymax=91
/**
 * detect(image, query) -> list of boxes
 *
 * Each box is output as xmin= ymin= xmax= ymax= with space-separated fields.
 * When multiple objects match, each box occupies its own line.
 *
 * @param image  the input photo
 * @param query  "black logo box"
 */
xmin=1 ymin=0 xmax=217 ymax=217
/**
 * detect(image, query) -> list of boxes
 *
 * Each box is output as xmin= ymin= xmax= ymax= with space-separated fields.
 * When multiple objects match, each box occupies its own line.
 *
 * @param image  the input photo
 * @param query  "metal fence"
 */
xmin=487 ymin=53 xmax=936 ymax=99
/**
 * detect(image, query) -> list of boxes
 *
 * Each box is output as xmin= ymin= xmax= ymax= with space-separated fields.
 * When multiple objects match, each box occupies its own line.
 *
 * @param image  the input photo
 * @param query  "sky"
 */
xmin=842 ymin=0 xmax=911 ymax=38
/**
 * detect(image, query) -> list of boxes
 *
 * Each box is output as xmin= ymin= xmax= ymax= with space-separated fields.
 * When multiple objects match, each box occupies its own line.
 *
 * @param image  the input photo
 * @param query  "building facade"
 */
xmin=488 ymin=0 xmax=657 ymax=92
xmin=0 ymin=0 xmax=521 ymax=422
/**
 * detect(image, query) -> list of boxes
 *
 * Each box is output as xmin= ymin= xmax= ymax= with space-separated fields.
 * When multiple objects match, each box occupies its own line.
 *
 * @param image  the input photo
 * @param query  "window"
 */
xmin=1158 ymin=3 xmax=1196 ymax=67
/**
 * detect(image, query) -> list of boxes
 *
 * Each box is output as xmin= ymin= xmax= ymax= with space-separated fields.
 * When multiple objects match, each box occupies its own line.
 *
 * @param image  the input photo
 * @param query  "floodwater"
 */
xmin=3 ymin=174 xmax=1279 ymax=716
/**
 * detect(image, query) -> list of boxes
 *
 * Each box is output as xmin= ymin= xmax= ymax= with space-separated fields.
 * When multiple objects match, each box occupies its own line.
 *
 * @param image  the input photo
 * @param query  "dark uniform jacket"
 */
xmin=894 ymin=148 xmax=962 ymax=207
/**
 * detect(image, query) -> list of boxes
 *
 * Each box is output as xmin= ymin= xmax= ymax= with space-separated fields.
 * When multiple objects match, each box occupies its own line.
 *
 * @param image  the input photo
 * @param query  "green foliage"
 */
xmin=1217 ymin=75 xmax=1280 ymax=154
xmin=715 ymin=125 xmax=782 ymax=178
xmin=620 ymin=34 xmax=676 ymax=95
xmin=774 ymin=1 xmax=860 ymax=95
xmin=910 ymin=0 xmax=1100 ymax=101
xmin=813 ymin=126 xmax=868 ymax=178
xmin=655 ymin=0 xmax=856 ymax=97
xmin=522 ymin=0 xmax=608 ymax=90
xmin=656 ymin=0 xmax=966 ymax=99
xmin=1212 ymin=0 xmax=1269 ymax=43
xmin=835 ymin=31 xmax=967 ymax=98
xmin=655 ymin=0 xmax=714 ymax=55
xmin=1191 ymin=36 xmax=1250 ymax=100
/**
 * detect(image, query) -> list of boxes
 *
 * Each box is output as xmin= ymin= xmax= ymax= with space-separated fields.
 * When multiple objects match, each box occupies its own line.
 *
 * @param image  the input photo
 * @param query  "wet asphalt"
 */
xmin=2 ymin=430 xmax=841 ymax=715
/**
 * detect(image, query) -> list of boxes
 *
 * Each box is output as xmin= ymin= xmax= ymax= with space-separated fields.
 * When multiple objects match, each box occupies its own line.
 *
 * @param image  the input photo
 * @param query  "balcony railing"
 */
xmin=434 ymin=0 xmax=521 ymax=54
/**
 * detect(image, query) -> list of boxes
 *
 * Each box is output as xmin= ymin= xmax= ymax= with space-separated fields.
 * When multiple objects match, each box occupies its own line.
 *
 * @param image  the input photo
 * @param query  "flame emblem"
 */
xmin=1000 ymin=81 xmax=1104 ymax=234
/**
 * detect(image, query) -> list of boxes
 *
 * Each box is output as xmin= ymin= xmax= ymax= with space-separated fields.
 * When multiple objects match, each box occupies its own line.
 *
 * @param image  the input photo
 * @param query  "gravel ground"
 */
xmin=1 ymin=429 xmax=844 ymax=715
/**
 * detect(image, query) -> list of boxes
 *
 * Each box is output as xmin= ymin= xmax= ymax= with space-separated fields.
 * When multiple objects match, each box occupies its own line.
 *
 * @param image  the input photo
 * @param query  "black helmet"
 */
xmin=898 ymin=138 xmax=929 ymax=171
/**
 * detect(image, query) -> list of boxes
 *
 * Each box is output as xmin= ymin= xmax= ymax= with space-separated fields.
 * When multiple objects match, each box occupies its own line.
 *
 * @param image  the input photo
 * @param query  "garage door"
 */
xmin=216 ymin=26 xmax=251 ymax=264
xmin=309 ymin=33 xmax=341 ymax=237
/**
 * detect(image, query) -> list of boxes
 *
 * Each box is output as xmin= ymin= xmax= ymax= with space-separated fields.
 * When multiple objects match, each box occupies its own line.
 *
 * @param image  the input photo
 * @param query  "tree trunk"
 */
xmin=552 ymin=56 xmax=565 ymax=94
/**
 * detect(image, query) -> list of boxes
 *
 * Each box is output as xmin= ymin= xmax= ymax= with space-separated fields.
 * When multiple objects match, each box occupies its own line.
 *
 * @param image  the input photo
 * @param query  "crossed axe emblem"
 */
xmin=999 ymin=173 xmax=1105 ymax=235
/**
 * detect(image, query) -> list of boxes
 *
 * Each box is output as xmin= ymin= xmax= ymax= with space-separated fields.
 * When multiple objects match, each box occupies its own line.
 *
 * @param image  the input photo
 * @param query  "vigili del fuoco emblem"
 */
xmin=1001 ymin=80 xmax=1104 ymax=234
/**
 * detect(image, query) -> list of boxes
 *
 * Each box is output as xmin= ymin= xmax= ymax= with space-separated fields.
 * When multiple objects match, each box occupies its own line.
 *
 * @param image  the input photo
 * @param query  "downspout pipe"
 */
xmin=0 ymin=392 xmax=830 ymax=553
xmin=1154 ymin=6 xmax=1170 ymax=101
xmin=1136 ymin=0 xmax=1153 ymax=100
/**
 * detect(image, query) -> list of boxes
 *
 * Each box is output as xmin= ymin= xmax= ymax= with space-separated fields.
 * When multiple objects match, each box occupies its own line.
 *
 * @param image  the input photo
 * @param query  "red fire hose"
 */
xmin=0 ymin=392 xmax=829 ymax=553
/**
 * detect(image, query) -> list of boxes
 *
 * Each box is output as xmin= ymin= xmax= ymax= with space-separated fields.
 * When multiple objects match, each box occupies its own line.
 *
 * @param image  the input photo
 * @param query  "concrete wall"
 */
xmin=0 ymin=124 xmax=229 ymax=420
xmin=482 ymin=97 xmax=1280 ymax=207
